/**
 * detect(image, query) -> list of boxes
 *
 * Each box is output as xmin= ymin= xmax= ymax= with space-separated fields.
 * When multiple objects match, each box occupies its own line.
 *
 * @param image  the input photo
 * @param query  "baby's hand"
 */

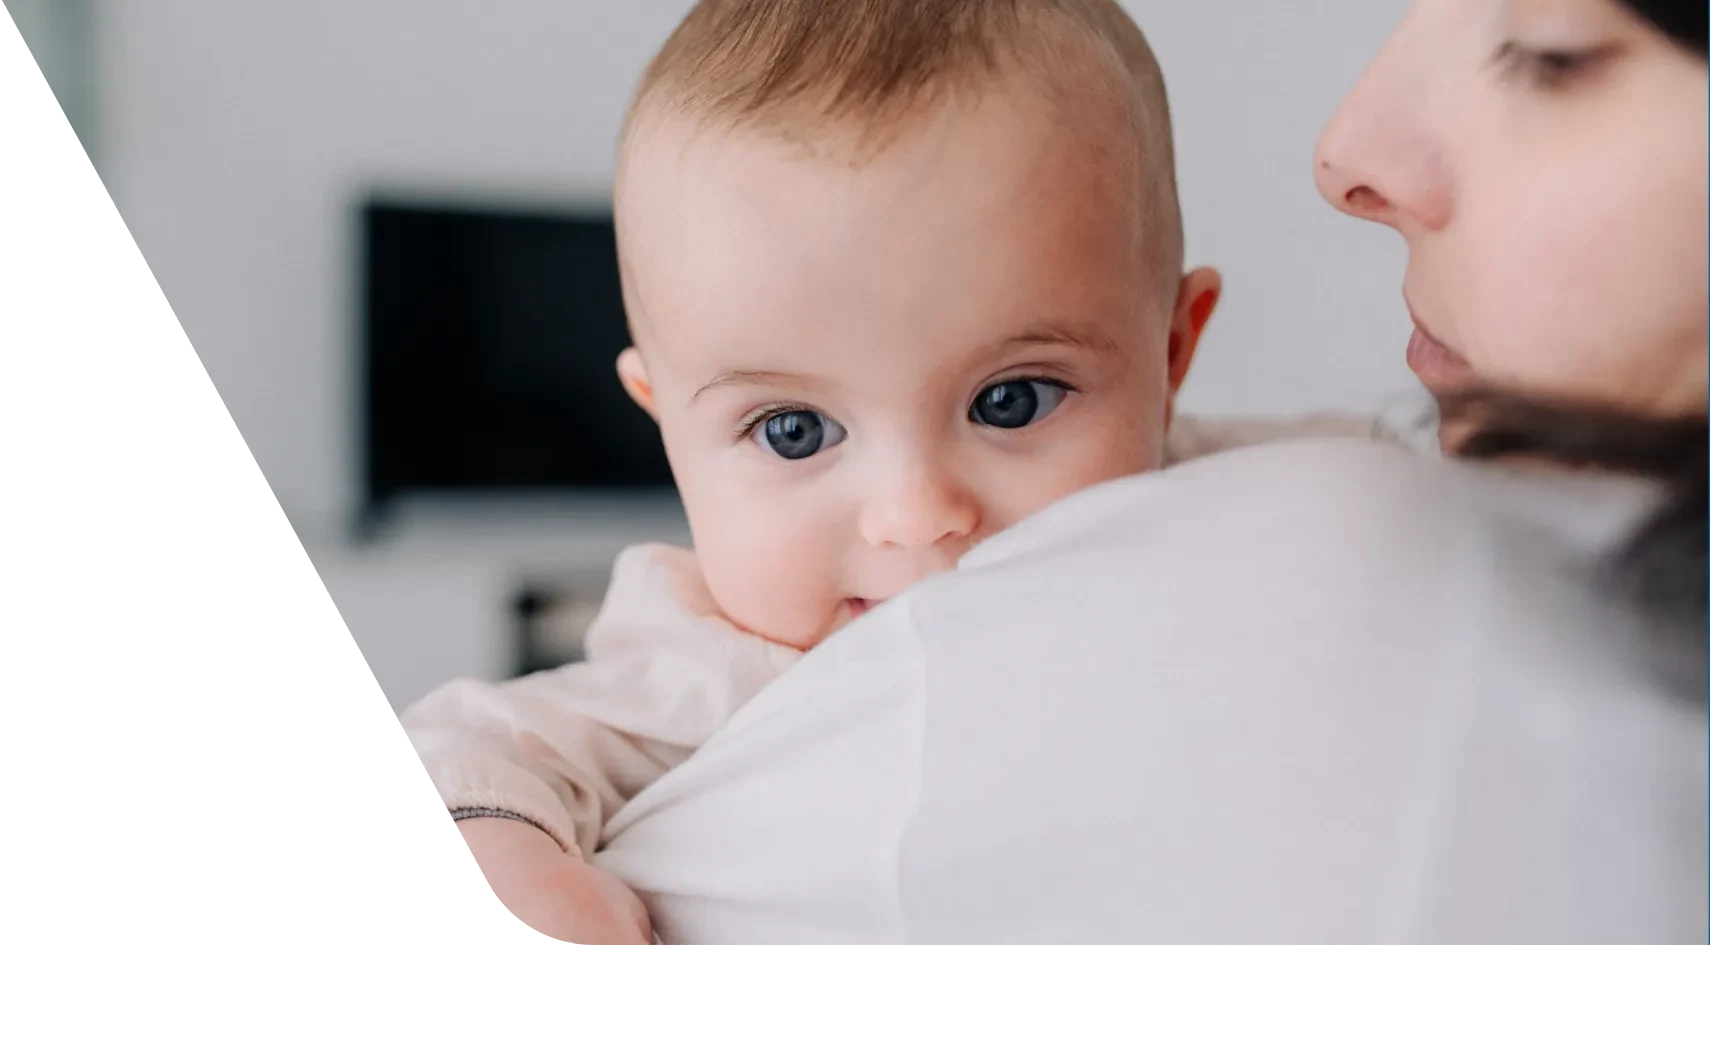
xmin=457 ymin=817 xmax=654 ymax=945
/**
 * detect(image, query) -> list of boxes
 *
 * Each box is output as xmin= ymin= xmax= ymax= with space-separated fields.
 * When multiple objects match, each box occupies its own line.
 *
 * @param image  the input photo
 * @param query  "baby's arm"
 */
xmin=402 ymin=672 xmax=686 ymax=944
xmin=455 ymin=813 xmax=654 ymax=945
xmin=400 ymin=545 xmax=799 ymax=943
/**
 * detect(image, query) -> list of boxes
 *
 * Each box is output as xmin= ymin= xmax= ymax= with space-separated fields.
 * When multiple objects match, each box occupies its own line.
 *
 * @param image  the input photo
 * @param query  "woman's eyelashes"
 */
xmin=1492 ymin=40 xmax=1616 ymax=91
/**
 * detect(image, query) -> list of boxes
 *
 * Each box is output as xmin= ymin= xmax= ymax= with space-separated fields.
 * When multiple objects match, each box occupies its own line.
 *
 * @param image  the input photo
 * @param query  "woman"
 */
xmin=585 ymin=0 xmax=1707 ymax=944
xmin=1320 ymin=0 xmax=1706 ymax=697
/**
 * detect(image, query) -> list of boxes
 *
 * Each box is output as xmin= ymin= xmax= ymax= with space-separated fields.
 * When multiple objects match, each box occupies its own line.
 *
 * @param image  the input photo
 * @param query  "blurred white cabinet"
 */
xmin=303 ymin=498 xmax=689 ymax=711
xmin=310 ymin=554 xmax=512 ymax=713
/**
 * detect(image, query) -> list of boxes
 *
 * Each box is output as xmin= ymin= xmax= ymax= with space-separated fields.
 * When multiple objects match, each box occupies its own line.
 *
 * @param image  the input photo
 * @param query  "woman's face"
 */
xmin=1315 ymin=0 xmax=1707 ymax=426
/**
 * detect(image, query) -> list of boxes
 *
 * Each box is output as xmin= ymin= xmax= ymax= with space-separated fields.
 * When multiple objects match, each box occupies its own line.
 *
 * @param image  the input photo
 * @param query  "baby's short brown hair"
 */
xmin=622 ymin=0 xmax=1183 ymax=284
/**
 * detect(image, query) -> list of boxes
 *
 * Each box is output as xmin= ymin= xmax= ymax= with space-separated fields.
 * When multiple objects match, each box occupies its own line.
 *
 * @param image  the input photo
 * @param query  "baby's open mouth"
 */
xmin=846 ymin=597 xmax=873 ymax=618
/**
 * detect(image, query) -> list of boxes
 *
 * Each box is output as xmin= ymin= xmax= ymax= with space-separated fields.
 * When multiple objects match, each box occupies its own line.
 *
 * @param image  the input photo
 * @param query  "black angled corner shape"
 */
xmin=1 ymin=10 xmax=540 ymax=944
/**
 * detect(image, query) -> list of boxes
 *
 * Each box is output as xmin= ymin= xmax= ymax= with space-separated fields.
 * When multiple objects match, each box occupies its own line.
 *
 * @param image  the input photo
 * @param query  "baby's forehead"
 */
xmin=631 ymin=69 xmax=1183 ymax=297
xmin=618 ymin=77 xmax=1148 ymax=259
xmin=615 ymin=95 xmax=1171 ymax=380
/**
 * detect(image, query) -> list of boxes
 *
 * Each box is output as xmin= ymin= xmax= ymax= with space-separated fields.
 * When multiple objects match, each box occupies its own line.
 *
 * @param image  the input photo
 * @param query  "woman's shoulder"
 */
xmin=957 ymin=437 xmax=1446 ymax=583
xmin=962 ymin=435 xmax=1655 ymax=578
xmin=949 ymin=438 xmax=1487 ymax=631
xmin=1164 ymin=411 xmax=1386 ymax=463
xmin=841 ymin=434 xmax=1700 ymax=941
xmin=939 ymin=436 xmax=1677 ymax=713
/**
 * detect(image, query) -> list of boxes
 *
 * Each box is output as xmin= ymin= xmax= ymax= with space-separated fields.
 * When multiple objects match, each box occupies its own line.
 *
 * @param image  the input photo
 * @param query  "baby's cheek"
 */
xmin=694 ymin=521 xmax=840 ymax=650
xmin=1005 ymin=412 xmax=1161 ymax=523
xmin=671 ymin=449 xmax=845 ymax=648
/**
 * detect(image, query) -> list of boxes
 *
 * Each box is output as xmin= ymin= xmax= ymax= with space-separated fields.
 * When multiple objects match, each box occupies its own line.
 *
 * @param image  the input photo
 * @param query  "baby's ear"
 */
xmin=1166 ymin=267 xmax=1222 ymax=397
xmin=616 ymin=348 xmax=658 ymax=420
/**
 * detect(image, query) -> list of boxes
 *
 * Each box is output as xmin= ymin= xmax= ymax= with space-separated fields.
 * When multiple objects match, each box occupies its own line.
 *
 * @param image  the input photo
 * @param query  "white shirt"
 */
xmin=593 ymin=438 xmax=1707 ymax=943
xmin=399 ymin=413 xmax=1390 ymax=860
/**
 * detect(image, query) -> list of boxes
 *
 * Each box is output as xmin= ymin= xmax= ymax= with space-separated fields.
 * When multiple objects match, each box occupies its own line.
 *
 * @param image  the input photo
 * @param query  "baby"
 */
xmin=401 ymin=0 xmax=1368 ymax=943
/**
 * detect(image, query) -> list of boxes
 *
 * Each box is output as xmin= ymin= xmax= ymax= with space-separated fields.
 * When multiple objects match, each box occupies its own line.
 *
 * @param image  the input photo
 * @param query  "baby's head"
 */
xmin=614 ymin=0 xmax=1221 ymax=648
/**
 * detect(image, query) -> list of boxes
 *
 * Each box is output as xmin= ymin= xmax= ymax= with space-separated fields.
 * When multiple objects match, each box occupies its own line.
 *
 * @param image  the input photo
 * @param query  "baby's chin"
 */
xmin=736 ymin=596 xmax=880 ymax=652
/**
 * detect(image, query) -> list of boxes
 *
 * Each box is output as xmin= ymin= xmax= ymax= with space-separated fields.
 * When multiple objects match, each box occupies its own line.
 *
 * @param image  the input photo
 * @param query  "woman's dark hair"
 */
xmin=1621 ymin=0 xmax=1706 ymax=55
xmin=1448 ymin=393 xmax=1707 ymax=648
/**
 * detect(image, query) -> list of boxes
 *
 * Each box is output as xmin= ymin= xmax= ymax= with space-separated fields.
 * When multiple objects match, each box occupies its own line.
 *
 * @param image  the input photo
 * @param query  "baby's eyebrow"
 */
xmin=994 ymin=320 xmax=1123 ymax=357
xmin=690 ymin=322 xmax=1119 ymax=402
xmin=691 ymin=369 xmax=808 ymax=402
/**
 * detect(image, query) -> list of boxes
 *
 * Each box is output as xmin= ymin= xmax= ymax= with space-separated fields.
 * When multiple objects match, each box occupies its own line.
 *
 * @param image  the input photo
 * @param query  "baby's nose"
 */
xmin=858 ymin=465 xmax=980 ymax=553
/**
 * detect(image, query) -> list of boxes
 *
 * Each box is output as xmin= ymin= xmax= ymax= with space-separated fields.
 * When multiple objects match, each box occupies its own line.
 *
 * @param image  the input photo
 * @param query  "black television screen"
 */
xmin=361 ymin=199 xmax=673 ymax=525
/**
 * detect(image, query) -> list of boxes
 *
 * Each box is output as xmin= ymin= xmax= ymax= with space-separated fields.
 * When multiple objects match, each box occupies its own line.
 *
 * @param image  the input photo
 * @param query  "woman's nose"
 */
xmin=1313 ymin=29 xmax=1453 ymax=234
xmin=1315 ymin=142 xmax=1401 ymax=226
xmin=858 ymin=463 xmax=980 ymax=553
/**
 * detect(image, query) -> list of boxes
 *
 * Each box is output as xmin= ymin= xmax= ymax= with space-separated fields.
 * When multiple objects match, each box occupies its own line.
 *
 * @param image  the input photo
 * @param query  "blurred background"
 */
xmin=7 ymin=0 xmax=1414 ymax=708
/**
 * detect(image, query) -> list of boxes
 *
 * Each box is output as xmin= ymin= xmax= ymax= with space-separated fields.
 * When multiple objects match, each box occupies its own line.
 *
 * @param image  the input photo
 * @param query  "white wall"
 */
xmin=95 ymin=0 xmax=1415 ymax=541
xmin=1134 ymin=0 xmax=1416 ymax=414
xmin=87 ymin=0 xmax=1417 ymax=704
xmin=94 ymin=0 xmax=702 ymax=538
xmin=6 ymin=0 xmax=97 ymax=162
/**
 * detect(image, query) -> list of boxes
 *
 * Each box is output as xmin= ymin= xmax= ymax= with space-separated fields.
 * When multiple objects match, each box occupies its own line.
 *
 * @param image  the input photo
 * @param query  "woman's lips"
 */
xmin=1405 ymin=322 xmax=1477 ymax=390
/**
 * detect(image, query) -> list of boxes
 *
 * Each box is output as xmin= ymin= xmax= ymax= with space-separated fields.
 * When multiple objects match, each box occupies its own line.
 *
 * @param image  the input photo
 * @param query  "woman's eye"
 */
xmin=1528 ymin=49 xmax=1595 ymax=86
xmin=969 ymin=379 xmax=1070 ymax=430
xmin=1495 ymin=42 xmax=1610 ymax=90
xmin=755 ymin=409 xmax=847 ymax=460
xmin=1537 ymin=50 xmax=1589 ymax=76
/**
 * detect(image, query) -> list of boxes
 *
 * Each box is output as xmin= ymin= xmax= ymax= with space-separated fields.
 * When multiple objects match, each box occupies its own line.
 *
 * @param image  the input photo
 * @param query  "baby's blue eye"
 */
xmin=970 ymin=380 xmax=1069 ymax=429
xmin=757 ymin=410 xmax=847 ymax=460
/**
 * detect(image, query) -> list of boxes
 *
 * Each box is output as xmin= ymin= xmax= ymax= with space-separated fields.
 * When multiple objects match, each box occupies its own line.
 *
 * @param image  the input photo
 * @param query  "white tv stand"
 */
xmin=302 ymin=493 xmax=691 ymax=712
